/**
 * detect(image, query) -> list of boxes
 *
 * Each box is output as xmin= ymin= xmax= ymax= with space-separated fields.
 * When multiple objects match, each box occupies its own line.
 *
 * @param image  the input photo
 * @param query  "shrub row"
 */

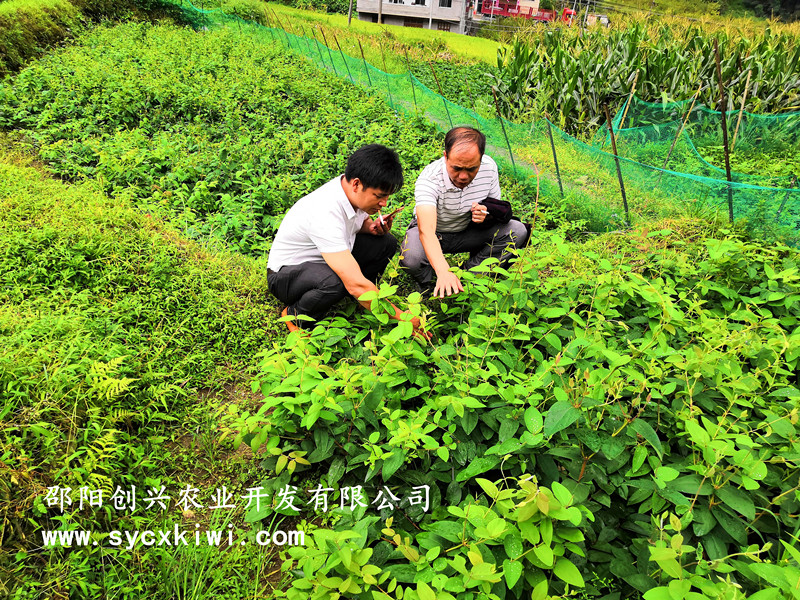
xmin=0 ymin=23 xmax=463 ymax=255
xmin=234 ymin=223 xmax=800 ymax=599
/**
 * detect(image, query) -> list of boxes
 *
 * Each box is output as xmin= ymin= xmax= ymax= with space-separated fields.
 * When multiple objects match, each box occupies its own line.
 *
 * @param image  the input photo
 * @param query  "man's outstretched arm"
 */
xmin=416 ymin=205 xmax=463 ymax=298
xmin=321 ymin=250 xmax=423 ymax=331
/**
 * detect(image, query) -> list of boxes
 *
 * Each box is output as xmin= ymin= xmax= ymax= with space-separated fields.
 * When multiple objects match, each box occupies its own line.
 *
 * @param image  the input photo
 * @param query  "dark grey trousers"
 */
xmin=267 ymin=233 xmax=398 ymax=326
xmin=399 ymin=219 xmax=528 ymax=288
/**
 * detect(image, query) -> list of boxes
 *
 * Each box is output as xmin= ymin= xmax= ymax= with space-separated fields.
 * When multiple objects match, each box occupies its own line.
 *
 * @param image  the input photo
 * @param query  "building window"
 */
xmin=411 ymin=0 xmax=426 ymax=5
xmin=437 ymin=21 xmax=452 ymax=30
xmin=389 ymin=0 xmax=403 ymax=4
xmin=404 ymin=17 xmax=425 ymax=26
xmin=439 ymin=0 xmax=452 ymax=6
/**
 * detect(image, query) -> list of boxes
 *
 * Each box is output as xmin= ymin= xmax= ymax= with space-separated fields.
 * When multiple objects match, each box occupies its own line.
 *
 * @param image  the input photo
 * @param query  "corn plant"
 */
xmin=494 ymin=21 xmax=800 ymax=137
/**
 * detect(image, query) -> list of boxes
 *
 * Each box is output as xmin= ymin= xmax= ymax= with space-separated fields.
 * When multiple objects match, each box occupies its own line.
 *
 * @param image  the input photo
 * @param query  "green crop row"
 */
xmin=3 ymin=12 xmax=800 ymax=600
xmin=494 ymin=20 xmax=800 ymax=137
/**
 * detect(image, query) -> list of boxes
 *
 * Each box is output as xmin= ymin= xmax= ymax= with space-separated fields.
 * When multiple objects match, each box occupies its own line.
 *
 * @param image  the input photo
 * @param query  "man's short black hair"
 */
xmin=444 ymin=126 xmax=486 ymax=157
xmin=344 ymin=144 xmax=404 ymax=194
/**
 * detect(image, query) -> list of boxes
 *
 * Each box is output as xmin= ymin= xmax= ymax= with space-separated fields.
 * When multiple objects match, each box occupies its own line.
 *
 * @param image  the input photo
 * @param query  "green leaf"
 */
xmin=781 ymin=539 xmax=800 ymax=565
xmin=498 ymin=417 xmax=520 ymax=442
xmin=327 ymin=457 xmax=346 ymax=487
xmin=631 ymin=445 xmax=648 ymax=472
xmin=417 ymin=582 xmax=436 ymax=600
xmin=669 ymin=579 xmax=693 ymax=600
xmin=768 ymin=387 xmax=800 ymax=398
xmin=461 ymin=409 xmax=479 ymax=435
xmin=632 ymin=419 xmax=664 ymax=459
xmin=601 ymin=347 xmax=630 ymax=367
xmin=382 ymin=449 xmax=405 ymax=481
xmin=472 ymin=382 xmax=496 ymax=396
xmin=684 ymin=420 xmax=710 ymax=445
xmin=643 ymin=587 xmax=673 ymax=600
xmin=688 ymin=507 xmax=714 ymax=538
xmin=539 ymin=306 xmax=568 ymax=318
xmin=543 ymin=401 xmax=581 ymax=437
xmin=524 ymin=406 xmax=543 ymax=434
xmin=649 ymin=547 xmax=677 ymax=561
xmin=275 ymin=454 xmax=288 ymax=474
xmin=671 ymin=475 xmax=712 ymax=496
xmin=456 ymin=456 xmax=500 ymax=482
xmin=715 ymin=485 xmax=755 ymax=521
xmin=503 ymin=559 xmax=523 ymax=588
xmin=551 ymin=481 xmax=572 ymax=506
xmin=533 ymin=543 xmax=554 ymax=567
xmin=545 ymin=333 xmax=562 ymax=350
xmin=486 ymin=438 xmax=525 ymax=455
xmin=425 ymin=521 xmax=464 ymax=543
xmin=749 ymin=564 xmax=787 ymax=589
xmin=487 ymin=518 xmax=507 ymax=538
xmin=308 ymin=430 xmax=334 ymax=462
xmin=601 ymin=434 xmax=626 ymax=460
xmin=703 ymin=530 xmax=730 ymax=559
xmin=363 ymin=383 xmax=386 ymax=410
xmin=747 ymin=589 xmax=785 ymax=600
xmin=553 ymin=557 xmax=585 ymax=587
xmin=470 ymin=562 xmax=502 ymax=583
xmin=655 ymin=466 xmax=680 ymax=483
xmin=715 ymin=510 xmax=747 ymax=547
xmin=656 ymin=557 xmax=683 ymax=579
xmin=531 ymin=579 xmax=548 ymax=600
xmin=503 ymin=529 xmax=523 ymax=559
xmin=385 ymin=564 xmax=416 ymax=583
xmin=476 ymin=478 xmax=499 ymax=499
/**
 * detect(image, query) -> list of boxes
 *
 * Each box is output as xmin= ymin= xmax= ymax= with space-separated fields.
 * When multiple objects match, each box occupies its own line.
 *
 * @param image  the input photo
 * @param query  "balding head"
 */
xmin=444 ymin=127 xmax=486 ymax=157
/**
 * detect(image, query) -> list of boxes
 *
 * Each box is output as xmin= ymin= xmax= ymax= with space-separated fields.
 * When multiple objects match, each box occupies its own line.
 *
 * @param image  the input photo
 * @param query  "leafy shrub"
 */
xmin=0 ymin=23 xmax=445 ymax=254
xmin=282 ymin=0 xmax=350 ymax=14
xmin=233 ymin=223 xmax=800 ymax=599
xmin=408 ymin=60 xmax=499 ymax=114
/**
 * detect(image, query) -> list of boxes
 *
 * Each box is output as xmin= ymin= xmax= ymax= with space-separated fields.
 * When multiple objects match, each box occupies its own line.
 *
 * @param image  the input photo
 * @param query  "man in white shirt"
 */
xmin=400 ymin=127 xmax=528 ymax=298
xmin=267 ymin=144 xmax=423 ymax=333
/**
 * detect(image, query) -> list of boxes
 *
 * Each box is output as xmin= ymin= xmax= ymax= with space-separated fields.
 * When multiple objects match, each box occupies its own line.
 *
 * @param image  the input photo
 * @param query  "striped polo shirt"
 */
xmin=414 ymin=154 xmax=502 ymax=233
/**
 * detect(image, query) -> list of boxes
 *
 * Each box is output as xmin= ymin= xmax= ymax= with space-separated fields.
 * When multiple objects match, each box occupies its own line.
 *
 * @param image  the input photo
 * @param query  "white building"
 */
xmin=356 ymin=0 xmax=471 ymax=33
xmin=356 ymin=0 xmax=546 ymax=34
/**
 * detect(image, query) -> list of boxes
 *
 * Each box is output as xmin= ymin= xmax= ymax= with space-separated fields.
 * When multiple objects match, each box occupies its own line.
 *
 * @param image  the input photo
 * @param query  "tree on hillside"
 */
xmin=742 ymin=0 xmax=799 ymax=19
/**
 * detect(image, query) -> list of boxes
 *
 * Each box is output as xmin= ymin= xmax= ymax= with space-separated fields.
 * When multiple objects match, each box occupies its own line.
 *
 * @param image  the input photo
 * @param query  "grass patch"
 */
xmin=0 ymin=157 xmax=287 ymax=597
xmin=0 ymin=0 xmax=186 ymax=75
xmin=212 ymin=0 xmax=502 ymax=66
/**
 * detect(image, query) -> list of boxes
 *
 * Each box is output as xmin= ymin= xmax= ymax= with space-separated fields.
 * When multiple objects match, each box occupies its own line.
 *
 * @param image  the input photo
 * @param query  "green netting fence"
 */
xmin=176 ymin=1 xmax=800 ymax=243
xmin=593 ymin=95 xmax=800 ymax=188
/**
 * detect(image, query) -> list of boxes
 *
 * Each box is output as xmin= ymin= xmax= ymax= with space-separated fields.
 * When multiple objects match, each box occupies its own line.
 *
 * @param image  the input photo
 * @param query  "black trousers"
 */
xmin=267 ymin=233 xmax=398 ymax=326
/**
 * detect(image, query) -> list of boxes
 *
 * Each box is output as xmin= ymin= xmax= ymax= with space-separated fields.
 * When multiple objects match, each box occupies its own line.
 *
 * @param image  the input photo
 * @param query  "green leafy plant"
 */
xmin=233 ymin=224 xmax=800 ymax=599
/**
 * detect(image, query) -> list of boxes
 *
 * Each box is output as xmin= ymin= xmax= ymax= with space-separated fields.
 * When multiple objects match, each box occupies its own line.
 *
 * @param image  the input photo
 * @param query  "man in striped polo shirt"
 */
xmin=400 ymin=126 xmax=528 ymax=298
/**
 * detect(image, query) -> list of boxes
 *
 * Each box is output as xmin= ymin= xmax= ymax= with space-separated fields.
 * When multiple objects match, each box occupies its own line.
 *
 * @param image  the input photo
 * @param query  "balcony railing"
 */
xmin=479 ymin=2 xmax=557 ymax=19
